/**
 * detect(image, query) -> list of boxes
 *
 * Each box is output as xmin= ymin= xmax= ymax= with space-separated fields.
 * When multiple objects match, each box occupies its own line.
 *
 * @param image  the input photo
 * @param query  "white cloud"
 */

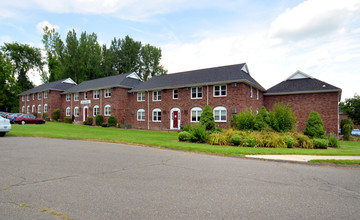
xmin=36 ymin=20 xmax=60 ymax=34
xmin=269 ymin=0 xmax=360 ymax=42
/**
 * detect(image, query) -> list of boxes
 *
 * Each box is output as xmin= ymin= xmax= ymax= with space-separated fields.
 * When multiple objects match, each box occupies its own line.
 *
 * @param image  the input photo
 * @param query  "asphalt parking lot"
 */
xmin=1 ymin=136 xmax=360 ymax=219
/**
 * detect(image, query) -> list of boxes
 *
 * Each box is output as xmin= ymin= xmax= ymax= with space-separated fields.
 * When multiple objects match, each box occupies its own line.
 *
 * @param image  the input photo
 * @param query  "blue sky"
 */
xmin=1 ymin=0 xmax=359 ymax=101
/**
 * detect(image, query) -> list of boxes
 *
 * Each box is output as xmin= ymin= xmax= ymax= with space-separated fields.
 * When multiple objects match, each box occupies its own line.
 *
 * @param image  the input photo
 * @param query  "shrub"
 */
xmin=200 ymin=105 xmax=216 ymax=131
xmin=52 ymin=109 xmax=61 ymax=121
xmin=178 ymin=131 xmax=190 ymax=141
xmin=254 ymin=106 xmax=269 ymax=131
xmin=304 ymin=111 xmax=325 ymax=139
xmin=64 ymin=117 xmax=72 ymax=124
xmin=244 ymin=136 xmax=257 ymax=147
xmin=182 ymin=124 xmax=193 ymax=132
xmin=57 ymin=119 xmax=61 ymax=122
xmin=237 ymin=108 xmax=255 ymax=130
xmin=267 ymin=102 xmax=297 ymax=132
xmin=108 ymin=116 xmax=116 ymax=127
xmin=285 ymin=136 xmax=294 ymax=148
xmin=116 ymin=123 xmax=121 ymax=128
xmin=295 ymin=134 xmax=314 ymax=149
xmin=231 ymin=135 xmax=242 ymax=146
xmin=189 ymin=124 xmax=208 ymax=143
xmin=231 ymin=114 xmax=238 ymax=129
xmin=42 ymin=113 xmax=46 ymax=119
xmin=45 ymin=117 xmax=50 ymax=121
xmin=209 ymin=133 xmax=228 ymax=145
xmin=313 ymin=138 xmax=328 ymax=149
xmin=340 ymin=118 xmax=353 ymax=133
xmin=251 ymin=132 xmax=286 ymax=148
xmin=95 ymin=115 xmax=103 ymax=126
xmin=86 ymin=117 xmax=93 ymax=126
xmin=343 ymin=123 xmax=353 ymax=141
xmin=101 ymin=123 xmax=108 ymax=127
xmin=328 ymin=134 xmax=340 ymax=148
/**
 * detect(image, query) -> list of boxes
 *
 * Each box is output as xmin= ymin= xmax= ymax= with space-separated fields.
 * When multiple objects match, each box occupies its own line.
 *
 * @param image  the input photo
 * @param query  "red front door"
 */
xmin=173 ymin=111 xmax=178 ymax=129
xmin=84 ymin=108 xmax=88 ymax=121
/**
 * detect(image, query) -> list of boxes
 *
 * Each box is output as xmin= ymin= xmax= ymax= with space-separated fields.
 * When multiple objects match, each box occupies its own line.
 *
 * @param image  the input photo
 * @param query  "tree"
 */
xmin=78 ymin=32 xmax=102 ymax=81
xmin=199 ymin=105 xmax=216 ymax=131
xmin=0 ymin=51 xmax=18 ymax=112
xmin=1 ymin=42 xmax=43 ymax=91
xmin=64 ymin=29 xmax=81 ymax=83
xmin=42 ymin=26 xmax=65 ymax=82
xmin=340 ymin=95 xmax=360 ymax=125
xmin=139 ymin=44 xmax=167 ymax=81
xmin=304 ymin=111 xmax=325 ymax=139
xmin=119 ymin=35 xmax=142 ymax=74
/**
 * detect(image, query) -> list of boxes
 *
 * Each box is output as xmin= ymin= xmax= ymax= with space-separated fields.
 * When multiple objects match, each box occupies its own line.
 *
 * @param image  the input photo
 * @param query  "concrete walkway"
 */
xmin=245 ymin=155 xmax=360 ymax=162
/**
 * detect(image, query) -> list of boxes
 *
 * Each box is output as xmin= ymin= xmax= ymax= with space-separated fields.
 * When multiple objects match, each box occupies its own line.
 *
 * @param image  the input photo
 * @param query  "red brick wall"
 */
xmin=264 ymin=92 xmax=340 ymax=134
xmin=19 ymin=91 xmax=63 ymax=119
xmin=126 ymin=83 xmax=264 ymax=130
xmin=60 ymin=87 xmax=131 ymax=124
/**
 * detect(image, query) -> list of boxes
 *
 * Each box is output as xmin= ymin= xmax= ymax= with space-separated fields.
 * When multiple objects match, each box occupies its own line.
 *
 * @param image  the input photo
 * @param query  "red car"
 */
xmin=14 ymin=114 xmax=46 ymax=125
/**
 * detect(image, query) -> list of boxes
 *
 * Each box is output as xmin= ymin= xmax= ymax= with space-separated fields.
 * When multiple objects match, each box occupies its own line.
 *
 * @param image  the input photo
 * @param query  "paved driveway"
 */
xmin=1 ymin=137 xmax=360 ymax=220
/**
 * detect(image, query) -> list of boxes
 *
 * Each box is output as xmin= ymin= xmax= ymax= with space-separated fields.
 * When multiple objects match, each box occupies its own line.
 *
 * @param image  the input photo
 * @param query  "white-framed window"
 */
xmin=173 ymin=89 xmax=178 ymax=99
xmin=22 ymin=96 xmax=25 ymax=101
xmin=93 ymin=90 xmax=99 ymax=99
xmin=250 ymin=86 xmax=253 ymax=98
xmin=44 ymin=104 xmax=48 ymax=113
xmin=38 ymin=104 xmax=42 ymax=113
xmin=214 ymin=106 xmax=227 ymax=122
xmin=27 ymin=105 xmax=30 ymax=114
xmin=191 ymin=87 xmax=202 ymax=99
xmin=105 ymin=89 xmax=111 ymax=98
xmin=22 ymin=106 xmax=25 ymax=112
xmin=32 ymin=94 xmax=35 ymax=100
xmin=66 ymin=94 xmax=70 ymax=101
xmin=257 ymin=89 xmax=259 ymax=100
xmin=153 ymin=91 xmax=161 ymax=101
xmin=214 ymin=85 xmax=227 ymax=97
xmin=93 ymin=105 xmax=99 ymax=116
xmin=74 ymin=106 xmax=79 ymax=117
xmin=137 ymin=92 xmax=145 ymax=101
xmin=38 ymin=93 xmax=42 ymax=100
xmin=84 ymin=92 xmax=87 ymax=99
xmin=32 ymin=105 xmax=35 ymax=112
xmin=104 ymin=104 xmax=111 ymax=116
xmin=74 ymin=93 xmax=79 ymax=101
xmin=137 ymin=109 xmax=145 ymax=121
xmin=66 ymin=107 xmax=71 ymax=116
xmin=191 ymin=107 xmax=202 ymax=122
xmin=152 ymin=108 xmax=162 ymax=122
xmin=27 ymin=95 xmax=30 ymax=101
xmin=44 ymin=91 xmax=48 ymax=99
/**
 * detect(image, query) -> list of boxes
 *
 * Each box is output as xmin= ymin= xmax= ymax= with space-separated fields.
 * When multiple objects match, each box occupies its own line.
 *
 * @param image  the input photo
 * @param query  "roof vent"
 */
xmin=322 ymin=85 xmax=326 ymax=88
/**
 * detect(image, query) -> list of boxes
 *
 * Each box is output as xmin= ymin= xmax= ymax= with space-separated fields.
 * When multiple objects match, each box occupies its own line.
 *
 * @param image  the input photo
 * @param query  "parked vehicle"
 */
xmin=8 ymin=113 xmax=23 ymax=124
xmin=0 ymin=116 xmax=11 ymax=137
xmin=351 ymin=129 xmax=360 ymax=136
xmin=14 ymin=114 xmax=45 ymax=125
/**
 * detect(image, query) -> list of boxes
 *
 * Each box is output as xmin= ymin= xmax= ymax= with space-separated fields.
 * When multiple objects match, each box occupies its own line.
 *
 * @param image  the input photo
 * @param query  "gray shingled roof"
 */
xmin=265 ymin=78 xmax=341 ymax=95
xmin=19 ymin=78 xmax=76 ymax=95
xmin=130 ymin=63 xmax=265 ymax=92
xmin=63 ymin=73 xmax=142 ymax=93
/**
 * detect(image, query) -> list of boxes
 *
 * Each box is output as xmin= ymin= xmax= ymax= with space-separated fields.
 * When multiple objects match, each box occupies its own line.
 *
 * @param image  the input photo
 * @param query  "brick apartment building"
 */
xmin=19 ymin=63 xmax=341 ymax=134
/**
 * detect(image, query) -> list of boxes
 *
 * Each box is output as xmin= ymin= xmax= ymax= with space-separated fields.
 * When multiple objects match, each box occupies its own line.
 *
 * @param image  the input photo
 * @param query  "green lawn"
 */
xmin=8 ymin=122 xmax=360 ymax=156
xmin=309 ymin=160 xmax=360 ymax=165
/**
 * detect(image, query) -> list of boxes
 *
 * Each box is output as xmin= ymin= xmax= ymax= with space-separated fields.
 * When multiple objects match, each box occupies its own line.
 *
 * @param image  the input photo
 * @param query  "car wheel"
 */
xmin=21 ymin=120 xmax=26 ymax=125
xmin=0 ymin=132 xmax=5 ymax=137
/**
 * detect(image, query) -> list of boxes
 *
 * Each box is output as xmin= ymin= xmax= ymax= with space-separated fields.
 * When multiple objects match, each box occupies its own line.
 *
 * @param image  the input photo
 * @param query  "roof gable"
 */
xmin=19 ymin=78 xmax=77 ymax=95
xmin=265 ymin=71 xmax=341 ymax=96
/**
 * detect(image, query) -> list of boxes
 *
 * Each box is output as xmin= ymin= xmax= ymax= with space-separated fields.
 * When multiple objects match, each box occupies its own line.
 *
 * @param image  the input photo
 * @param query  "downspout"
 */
xmin=42 ymin=92 xmax=44 ymax=115
xmin=100 ymin=89 xmax=102 ymax=115
xmin=71 ymin=93 xmax=73 ymax=116
xmin=207 ymin=84 xmax=209 ymax=105
xmin=147 ymin=90 xmax=150 ymax=130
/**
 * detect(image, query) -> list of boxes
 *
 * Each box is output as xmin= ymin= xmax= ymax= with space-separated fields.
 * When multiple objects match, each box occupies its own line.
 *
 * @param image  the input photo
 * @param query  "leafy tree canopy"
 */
xmin=340 ymin=94 xmax=360 ymax=124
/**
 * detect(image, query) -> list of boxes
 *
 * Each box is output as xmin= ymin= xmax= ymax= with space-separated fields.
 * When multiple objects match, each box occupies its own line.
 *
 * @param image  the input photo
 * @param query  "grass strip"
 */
xmin=8 ymin=122 xmax=360 ymax=156
xmin=308 ymin=160 xmax=360 ymax=165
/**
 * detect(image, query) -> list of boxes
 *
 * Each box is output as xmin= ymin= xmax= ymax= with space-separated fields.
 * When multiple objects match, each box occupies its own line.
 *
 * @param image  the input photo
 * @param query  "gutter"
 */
xmin=264 ymin=89 xmax=341 ymax=96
